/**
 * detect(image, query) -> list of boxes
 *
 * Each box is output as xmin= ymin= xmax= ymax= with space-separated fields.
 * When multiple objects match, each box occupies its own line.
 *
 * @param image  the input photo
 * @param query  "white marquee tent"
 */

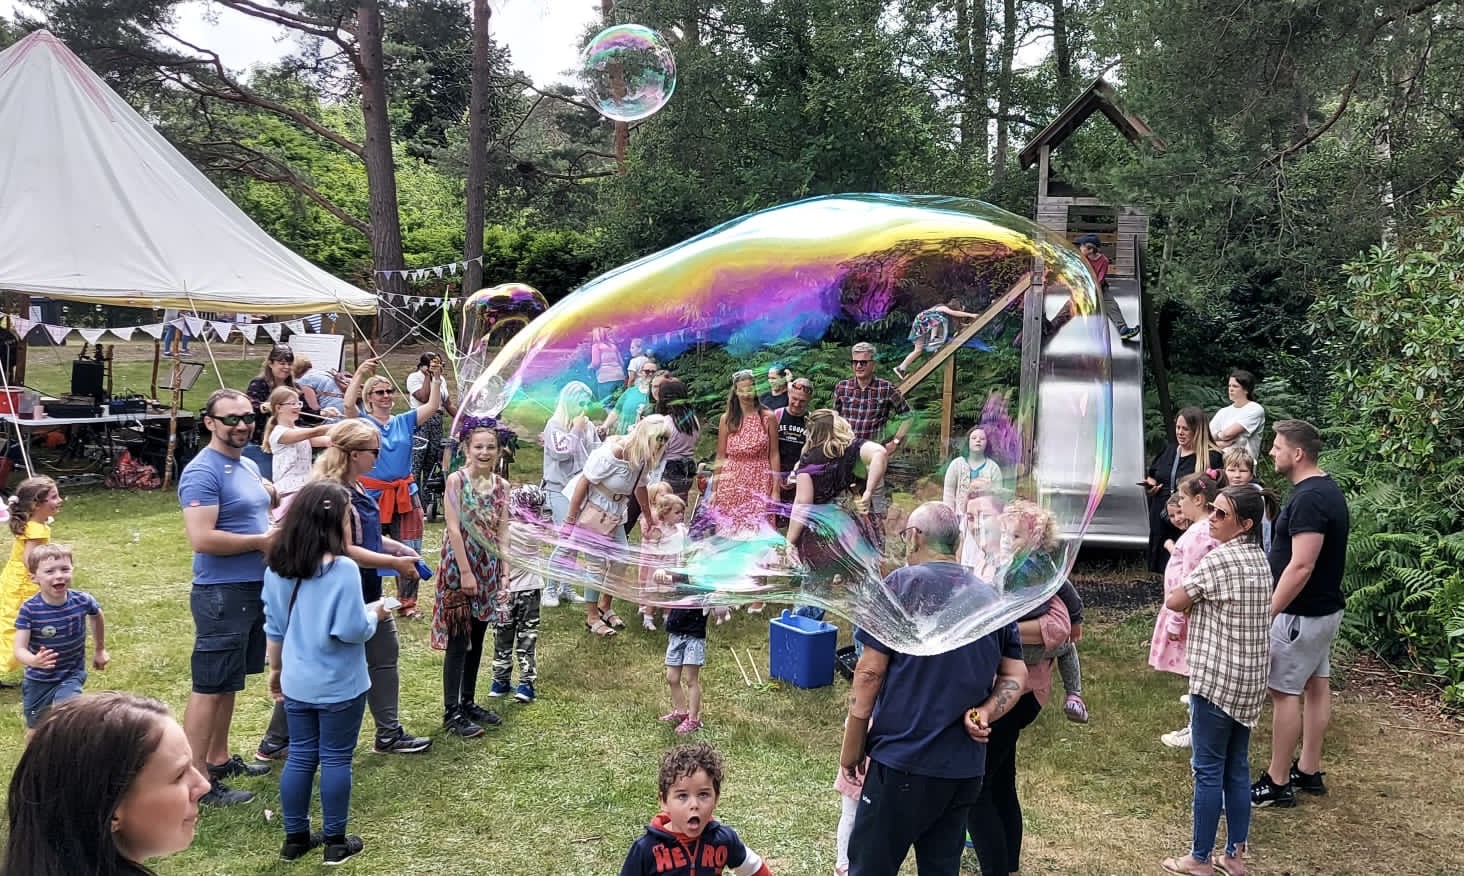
xmin=0 ymin=30 xmax=377 ymax=315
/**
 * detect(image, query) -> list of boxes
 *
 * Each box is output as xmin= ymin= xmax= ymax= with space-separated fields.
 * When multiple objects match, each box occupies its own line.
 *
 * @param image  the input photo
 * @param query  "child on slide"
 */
xmin=894 ymin=299 xmax=980 ymax=380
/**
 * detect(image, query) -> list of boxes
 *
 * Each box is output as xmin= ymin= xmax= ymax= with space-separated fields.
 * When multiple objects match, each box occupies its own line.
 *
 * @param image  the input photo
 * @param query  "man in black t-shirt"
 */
xmin=772 ymin=377 xmax=811 ymax=531
xmin=759 ymin=364 xmax=790 ymax=411
xmin=1252 ymin=419 xmax=1350 ymax=810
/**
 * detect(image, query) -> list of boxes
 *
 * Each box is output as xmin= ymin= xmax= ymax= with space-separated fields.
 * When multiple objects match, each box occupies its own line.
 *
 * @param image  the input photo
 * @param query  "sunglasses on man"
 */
xmin=208 ymin=412 xmax=258 ymax=426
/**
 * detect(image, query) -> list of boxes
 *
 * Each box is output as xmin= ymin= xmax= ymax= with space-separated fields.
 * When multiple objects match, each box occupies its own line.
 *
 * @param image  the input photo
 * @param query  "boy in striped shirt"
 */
xmin=13 ymin=544 xmax=107 ymax=737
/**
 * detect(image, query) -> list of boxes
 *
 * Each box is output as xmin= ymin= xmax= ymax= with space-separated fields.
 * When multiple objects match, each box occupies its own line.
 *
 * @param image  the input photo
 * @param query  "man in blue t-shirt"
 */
xmin=179 ymin=388 xmax=276 ymax=807
xmin=841 ymin=502 xmax=1026 ymax=876
xmin=1252 ymin=419 xmax=1351 ymax=809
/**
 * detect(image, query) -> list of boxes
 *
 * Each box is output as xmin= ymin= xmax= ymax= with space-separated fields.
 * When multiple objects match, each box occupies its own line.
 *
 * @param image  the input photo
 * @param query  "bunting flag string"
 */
xmin=1 ymin=314 xmax=344 ymax=347
xmin=374 ymin=255 xmax=481 ymax=282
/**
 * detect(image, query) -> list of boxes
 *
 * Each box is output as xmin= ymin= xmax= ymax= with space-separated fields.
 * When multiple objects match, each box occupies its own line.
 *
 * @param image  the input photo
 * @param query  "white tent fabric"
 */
xmin=0 ymin=30 xmax=377 ymax=315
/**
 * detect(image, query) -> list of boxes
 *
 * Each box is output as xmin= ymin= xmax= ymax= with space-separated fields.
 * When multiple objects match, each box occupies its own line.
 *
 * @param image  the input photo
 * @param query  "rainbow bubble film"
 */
xmin=455 ymin=283 xmax=548 ymax=407
xmin=579 ymin=24 xmax=677 ymax=123
xmin=458 ymin=194 xmax=1112 ymax=656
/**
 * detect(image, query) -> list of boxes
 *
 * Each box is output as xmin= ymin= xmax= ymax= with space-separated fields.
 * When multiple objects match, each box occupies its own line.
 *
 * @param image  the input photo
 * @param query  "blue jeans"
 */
xmin=281 ymin=693 xmax=367 ymax=837
xmin=162 ymin=323 xmax=190 ymax=351
xmin=1189 ymin=694 xmax=1251 ymax=861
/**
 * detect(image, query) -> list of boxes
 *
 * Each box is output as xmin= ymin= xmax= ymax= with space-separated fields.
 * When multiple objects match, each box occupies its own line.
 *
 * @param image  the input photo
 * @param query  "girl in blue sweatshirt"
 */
xmin=263 ymin=480 xmax=390 ymax=866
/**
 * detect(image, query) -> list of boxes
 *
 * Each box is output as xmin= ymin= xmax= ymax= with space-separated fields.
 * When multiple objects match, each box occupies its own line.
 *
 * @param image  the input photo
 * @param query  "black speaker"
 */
xmin=71 ymin=359 xmax=105 ymax=404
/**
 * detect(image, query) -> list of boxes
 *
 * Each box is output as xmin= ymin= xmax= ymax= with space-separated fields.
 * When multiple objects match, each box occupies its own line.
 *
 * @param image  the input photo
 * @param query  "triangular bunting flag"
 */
xmin=138 ymin=323 xmax=167 ymax=340
xmin=106 ymin=327 xmax=138 ymax=342
xmin=43 ymin=324 xmax=72 ymax=344
xmin=284 ymin=320 xmax=306 ymax=336
xmin=450 ymin=262 xmax=461 ymax=275
xmin=184 ymin=316 xmax=208 ymax=336
xmin=236 ymin=323 xmax=260 ymax=343
xmin=77 ymin=328 xmax=107 ymax=344
xmin=433 ymin=267 xmax=444 ymax=278
xmin=209 ymin=321 xmax=236 ymax=341
xmin=10 ymin=316 xmax=36 ymax=338
xmin=261 ymin=323 xmax=284 ymax=342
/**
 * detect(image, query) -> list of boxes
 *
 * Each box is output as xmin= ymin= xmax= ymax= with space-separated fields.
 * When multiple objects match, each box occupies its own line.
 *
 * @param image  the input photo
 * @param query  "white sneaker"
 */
xmin=540 ymin=591 xmax=560 ymax=608
xmin=1161 ymin=727 xmax=1191 ymax=748
xmin=641 ymin=613 xmax=657 ymax=631
xmin=563 ymin=589 xmax=588 ymax=604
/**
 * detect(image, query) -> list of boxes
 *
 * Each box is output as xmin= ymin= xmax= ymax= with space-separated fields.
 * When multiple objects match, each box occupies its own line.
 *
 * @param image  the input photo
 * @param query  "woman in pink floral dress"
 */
xmin=707 ymin=370 xmax=780 ymax=537
xmin=1150 ymin=471 xmax=1223 ymax=747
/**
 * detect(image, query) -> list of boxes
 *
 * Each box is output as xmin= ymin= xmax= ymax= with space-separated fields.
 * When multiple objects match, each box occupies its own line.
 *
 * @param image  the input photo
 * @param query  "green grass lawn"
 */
xmin=0 ymin=426 xmax=1462 ymax=873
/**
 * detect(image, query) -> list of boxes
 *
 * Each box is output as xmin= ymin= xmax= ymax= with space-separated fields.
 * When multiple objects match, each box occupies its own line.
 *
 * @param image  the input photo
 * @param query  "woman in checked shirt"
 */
xmin=1160 ymin=485 xmax=1279 ymax=876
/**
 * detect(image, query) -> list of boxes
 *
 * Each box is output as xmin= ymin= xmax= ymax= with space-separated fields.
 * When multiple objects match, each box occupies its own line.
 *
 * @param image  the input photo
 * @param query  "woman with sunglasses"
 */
xmin=343 ymin=357 xmax=441 ymax=619
xmin=1160 ymin=486 xmax=1276 ymax=876
xmin=247 ymin=345 xmax=312 ymax=444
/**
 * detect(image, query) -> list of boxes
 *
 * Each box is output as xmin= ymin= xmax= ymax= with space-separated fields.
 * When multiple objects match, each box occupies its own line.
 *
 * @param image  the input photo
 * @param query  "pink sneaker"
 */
xmin=674 ymin=717 xmax=703 ymax=735
xmin=658 ymin=711 xmax=688 ymax=724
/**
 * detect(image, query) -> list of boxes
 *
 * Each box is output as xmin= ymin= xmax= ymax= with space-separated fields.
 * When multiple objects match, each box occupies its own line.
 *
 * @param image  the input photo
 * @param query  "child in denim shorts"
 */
xmin=13 ymin=544 xmax=107 ymax=737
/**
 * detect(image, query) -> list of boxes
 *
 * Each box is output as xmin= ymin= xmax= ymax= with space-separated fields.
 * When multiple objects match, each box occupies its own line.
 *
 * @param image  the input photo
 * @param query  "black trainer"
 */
xmin=209 ymin=754 xmax=270 ymax=780
xmin=255 ymin=738 xmax=290 ymax=762
xmin=1251 ymin=772 xmax=1296 ymax=808
xmin=443 ymin=706 xmax=485 ymax=739
xmin=1290 ymin=760 xmax=1328 ymax=795
xmin=280 ymin=830 xmax=325 ymax=861
xmin=461 ymin=701 xmax=502 ymax=727
xmin=200 ymin=777 xmax=254 ymax=807
xmin=372 ymin=727 xmax=432 ymax=754
xmin=322 ymin=835 xmax=364 ymax=866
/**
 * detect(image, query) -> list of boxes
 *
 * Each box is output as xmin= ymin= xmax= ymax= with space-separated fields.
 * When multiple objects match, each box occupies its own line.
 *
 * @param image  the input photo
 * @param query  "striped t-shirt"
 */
xmin=15 ymin=590 xmax=99 ymax=683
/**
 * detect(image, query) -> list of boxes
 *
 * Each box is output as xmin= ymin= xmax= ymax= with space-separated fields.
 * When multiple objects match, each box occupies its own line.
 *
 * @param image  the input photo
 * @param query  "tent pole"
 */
xmin=150 ymin=340 xmax=160 ymax=398
xmin=162 ymin=341 xmax=182 ymax=488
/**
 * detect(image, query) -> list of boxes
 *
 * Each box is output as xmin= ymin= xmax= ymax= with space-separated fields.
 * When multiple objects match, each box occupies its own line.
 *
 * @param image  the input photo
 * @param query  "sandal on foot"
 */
xmin=1064 ymin=693 xmax=1090 ymax=724
xmin=1161 ymin=856 xmax=1213 ymax=876
xmin=1215 ymin=846 xmax=1247 ymax=876
xmin=658 ymin=710 xmax=689 ymax=723
xmin=585 ymin=619 xmax=617 ymax=637
xmin=601 ymin=610 xmax=626 ymax=630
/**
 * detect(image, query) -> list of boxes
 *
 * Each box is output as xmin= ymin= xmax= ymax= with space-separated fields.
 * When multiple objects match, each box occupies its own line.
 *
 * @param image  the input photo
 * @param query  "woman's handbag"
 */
xmin=576 ymin=500 xmax=622 ymax=536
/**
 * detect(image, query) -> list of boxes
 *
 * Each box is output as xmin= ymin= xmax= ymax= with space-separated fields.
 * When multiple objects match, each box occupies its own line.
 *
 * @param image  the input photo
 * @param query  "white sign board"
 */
xmin=287 ymin=333 xmax=346 ymax=371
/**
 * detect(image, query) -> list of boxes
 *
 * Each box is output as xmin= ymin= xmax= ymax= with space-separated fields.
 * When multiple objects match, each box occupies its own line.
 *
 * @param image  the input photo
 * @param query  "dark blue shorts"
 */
xmin=190 ymin=581 xmax=266 ymax=695
xmin=22 ymin=669 xmax=86 ymax=728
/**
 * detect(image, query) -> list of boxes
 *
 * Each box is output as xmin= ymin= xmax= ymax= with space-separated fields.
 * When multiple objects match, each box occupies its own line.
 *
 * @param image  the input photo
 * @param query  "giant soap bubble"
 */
xmin=454 ymin=283 xmax=548 ymax=410
xmin=579 ymin=24 xmax=676 ymax=122
xmin=460 ymin=194 xmax=1113 ymax=655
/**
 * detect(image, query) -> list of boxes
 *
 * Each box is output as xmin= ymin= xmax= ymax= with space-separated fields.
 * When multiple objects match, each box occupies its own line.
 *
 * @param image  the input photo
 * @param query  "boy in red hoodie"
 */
xmin=620 ymin=743 xmax=773 ymax=876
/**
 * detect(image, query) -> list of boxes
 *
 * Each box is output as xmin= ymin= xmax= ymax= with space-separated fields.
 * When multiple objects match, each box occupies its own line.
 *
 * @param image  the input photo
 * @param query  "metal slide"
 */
xmin=1035 ymin=273 xmax=1149 ymax=549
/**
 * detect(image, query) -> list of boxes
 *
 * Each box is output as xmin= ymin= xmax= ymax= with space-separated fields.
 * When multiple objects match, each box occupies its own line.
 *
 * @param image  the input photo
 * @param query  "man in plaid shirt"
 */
xmin=833 ymin=342 xmax=911 ymax=545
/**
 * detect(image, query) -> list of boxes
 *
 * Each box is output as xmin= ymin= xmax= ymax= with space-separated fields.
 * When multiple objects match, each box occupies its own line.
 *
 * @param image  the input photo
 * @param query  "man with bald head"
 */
xmin=840 ymin=502 xmax=1027 ymax=876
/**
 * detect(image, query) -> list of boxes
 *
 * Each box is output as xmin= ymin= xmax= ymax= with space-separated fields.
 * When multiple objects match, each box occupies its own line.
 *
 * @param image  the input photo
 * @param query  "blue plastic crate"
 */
xmin=768 ymin=609 xmax=837 ymax=689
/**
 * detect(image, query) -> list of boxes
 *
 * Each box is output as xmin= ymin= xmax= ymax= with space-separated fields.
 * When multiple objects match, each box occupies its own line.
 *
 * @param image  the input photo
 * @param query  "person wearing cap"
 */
xmin=1046 ymin=233 xmax=1141 ymax=343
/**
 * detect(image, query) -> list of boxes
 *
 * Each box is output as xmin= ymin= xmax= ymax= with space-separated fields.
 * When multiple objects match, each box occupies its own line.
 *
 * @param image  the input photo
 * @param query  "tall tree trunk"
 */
xmin=992 ymin=0 xmax=1017 ymax=183
xmin=956 ymin=0 xmax=989 ymax=174
xmin=462 ymin=0 xmax=491 ymax=316
xmin=602 ymin=0 xmax=629 ymax=172
xmin=357 ymin=0 xmax=408 ymax=341
xmin=1051 ymin=0 xmax=1074 ymax=94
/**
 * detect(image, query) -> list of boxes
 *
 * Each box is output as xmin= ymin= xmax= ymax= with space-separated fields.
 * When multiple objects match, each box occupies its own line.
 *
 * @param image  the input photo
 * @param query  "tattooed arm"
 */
xmin=839 ymin=646 xmax=889 ymax=781
xmin=965 ymin=657 xmax=1028 ymax=742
